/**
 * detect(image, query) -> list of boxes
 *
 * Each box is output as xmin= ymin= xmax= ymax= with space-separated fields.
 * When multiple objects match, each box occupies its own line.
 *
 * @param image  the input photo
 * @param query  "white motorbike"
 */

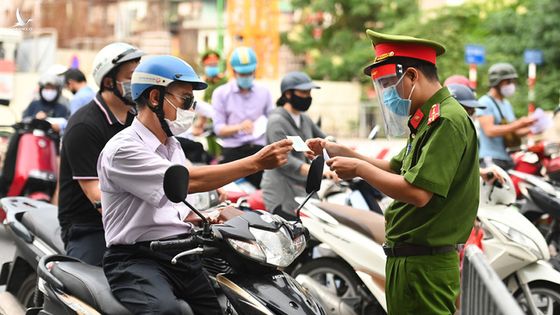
xmin=294 ymin=166 xmax=560 ymax=315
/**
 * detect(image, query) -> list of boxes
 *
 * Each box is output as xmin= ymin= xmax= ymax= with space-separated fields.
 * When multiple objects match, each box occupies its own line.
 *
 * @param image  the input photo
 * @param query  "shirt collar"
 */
xmin=94 ymin=92 xmax=135 ymax=126
xmin=408 ymin=87 xmax=452 ymax=130
xmin=131 ymin=118 xmax=180 ymax=155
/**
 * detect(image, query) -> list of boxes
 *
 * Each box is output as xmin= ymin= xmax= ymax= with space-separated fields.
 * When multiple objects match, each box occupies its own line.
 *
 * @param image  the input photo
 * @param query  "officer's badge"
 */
xmin=427 ymin=104 xmax=440 ymax=125
xmin=410 ymin=109 xmax=424 ymax=129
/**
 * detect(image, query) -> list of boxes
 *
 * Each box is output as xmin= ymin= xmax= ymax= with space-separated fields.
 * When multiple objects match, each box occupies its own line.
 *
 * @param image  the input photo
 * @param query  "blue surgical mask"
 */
xmin=237 ymin=76 xmax=254 ymax=89
xmin=382 ymin=76 xmax=415 ymax=117
xmin=205 ymin=66 xmax=220 ymax=78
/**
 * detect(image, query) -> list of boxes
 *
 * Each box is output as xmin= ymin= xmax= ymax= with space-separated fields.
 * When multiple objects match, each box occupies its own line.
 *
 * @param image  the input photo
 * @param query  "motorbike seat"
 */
xmin=21 ymin=205 xmax=65 ymax=254
xmin=528 ymin=187 xmax=560 ymax=219
xmin=314 ymin=201 xmax=385 ymax=244
xmin=51 ymin=262 xmax=195 ymax=315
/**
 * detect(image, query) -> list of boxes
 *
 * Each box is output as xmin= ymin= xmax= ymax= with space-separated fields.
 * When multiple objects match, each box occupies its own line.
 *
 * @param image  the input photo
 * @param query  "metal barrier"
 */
xmin=461 ymin=245 xmax=524 ymax=315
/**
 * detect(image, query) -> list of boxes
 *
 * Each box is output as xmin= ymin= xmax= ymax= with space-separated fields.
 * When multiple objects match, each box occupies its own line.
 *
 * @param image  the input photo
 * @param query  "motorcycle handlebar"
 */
xmin=150 ymin=237 xmax=200 ymax=251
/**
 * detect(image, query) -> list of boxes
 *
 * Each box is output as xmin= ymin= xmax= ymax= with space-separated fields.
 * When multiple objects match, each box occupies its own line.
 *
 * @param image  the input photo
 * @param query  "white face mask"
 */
xmin=41 ymin=88 xmax=58 ymax=102
xmin=500 ymin=83 xmax=516 ymax=98
xmin=164 ymin=97 xmax=196 ymax=135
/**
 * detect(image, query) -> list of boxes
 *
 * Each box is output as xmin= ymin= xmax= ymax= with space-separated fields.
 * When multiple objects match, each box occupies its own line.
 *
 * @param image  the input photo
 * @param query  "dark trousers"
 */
xmin=62 ymin=224 xmax=106 ymax=266
xmin=103 ymin=244 xmax=222 ymax=315
xmin=221 ymin=144 xmax=264 ymax=188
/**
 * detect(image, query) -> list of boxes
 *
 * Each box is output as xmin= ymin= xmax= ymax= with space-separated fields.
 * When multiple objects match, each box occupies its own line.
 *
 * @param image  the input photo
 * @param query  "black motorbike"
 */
xmin=23 ymin=158 xmax=328 ymax=315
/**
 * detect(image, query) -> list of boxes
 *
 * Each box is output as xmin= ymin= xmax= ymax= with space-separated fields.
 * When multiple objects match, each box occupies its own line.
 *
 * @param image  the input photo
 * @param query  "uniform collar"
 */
xmin=131 ymin=118 xmax=180 ymax=154
xmin=94 ymin=92 xmax=135 ymax=126
xmin=408 ymin=87 xmax=451 ymax=131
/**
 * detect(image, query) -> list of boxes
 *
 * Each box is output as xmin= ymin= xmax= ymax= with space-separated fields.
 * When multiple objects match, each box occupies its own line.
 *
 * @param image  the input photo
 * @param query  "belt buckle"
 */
xmin=382 ymin=243 xmax=395 ymax=256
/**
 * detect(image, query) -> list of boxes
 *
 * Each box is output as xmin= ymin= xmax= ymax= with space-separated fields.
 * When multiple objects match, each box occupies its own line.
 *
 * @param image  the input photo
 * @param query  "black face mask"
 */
xmin=290 ymin=94 xmax=312 ymax=112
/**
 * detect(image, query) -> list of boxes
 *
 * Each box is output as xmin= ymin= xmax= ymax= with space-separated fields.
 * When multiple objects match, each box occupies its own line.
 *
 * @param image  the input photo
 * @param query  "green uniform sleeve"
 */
xmin=389 ymin=146 xmax=406 ymax=173
xmin=404 ymin=119 xmax=466 ymax=198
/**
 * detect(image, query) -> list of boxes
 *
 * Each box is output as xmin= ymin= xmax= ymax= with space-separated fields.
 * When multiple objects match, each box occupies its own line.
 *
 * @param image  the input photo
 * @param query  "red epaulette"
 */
xmin=427 ymin=103 xmax=440 ymax=125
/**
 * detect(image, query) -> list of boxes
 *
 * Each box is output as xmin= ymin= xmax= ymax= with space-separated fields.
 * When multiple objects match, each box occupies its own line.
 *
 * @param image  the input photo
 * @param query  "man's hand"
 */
xmin=35 ymin=111 xmax=47 ymax=120
xmin=253 ymin=139 xmax=292 ymax=170
xmin=239 ymin=120 xmax=254 ymax=134
xmin=217 ymin=206 xmax=244 ymax=223
xmin=480 ymin=167 xmax=505 ymax=184
xmin=217 ymin=187 xmax=228 ymax=203
xmin=326 ymin=157 xmax=364 ymax=180
xmin=323 ymin=170 xmax=340 ymax=181
xmin=305 ymin=138 xmax=354 ymax=160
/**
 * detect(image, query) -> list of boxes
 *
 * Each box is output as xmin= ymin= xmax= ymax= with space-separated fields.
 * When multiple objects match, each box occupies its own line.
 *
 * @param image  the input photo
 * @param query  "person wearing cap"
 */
xmin=201 ymin=49 xmax=228 ymax=103
xmin=212 ymin=46 xmax=274 ymax=188
xmin=306 ymin=30 xmax=480 ymax=314
xmin=261 ymin=71 xmax=335 ymax=217
xmin=477 ymin=62 xmax=535 ymax=170
xmin=443 ymin=74 xmax=472 ymax=91
xmin=447 ymin=83 xmax=504 ymax=183
xmin=57 ymin=42 xmax=144 ymax=266
xmin=97 ymin=55 xmax=292 ymax=314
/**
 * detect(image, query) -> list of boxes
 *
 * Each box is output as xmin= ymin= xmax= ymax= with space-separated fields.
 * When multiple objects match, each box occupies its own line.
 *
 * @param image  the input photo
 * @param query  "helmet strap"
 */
xmin=147 ymin=87 xmax=174 ymax=138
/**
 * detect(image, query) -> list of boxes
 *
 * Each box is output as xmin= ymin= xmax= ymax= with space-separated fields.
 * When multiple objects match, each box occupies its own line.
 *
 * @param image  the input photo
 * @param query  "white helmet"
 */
xmin=38 ymin=72 xmax=63 ymax=87
xmin=480 ymin=166 xmax=516 ymax=206
xmin=92 ymin=42 xmax=145 ymax=87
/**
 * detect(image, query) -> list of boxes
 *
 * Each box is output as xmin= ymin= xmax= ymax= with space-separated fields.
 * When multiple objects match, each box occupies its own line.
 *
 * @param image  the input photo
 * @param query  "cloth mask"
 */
xmin=237 ymin=76 xmax=254 ymax=89
xmin=205 ymin=66 xmax=220 ymax=78
xmin=500 ymin=83 xmax=516 ymax=98
xmin=41 ymin=89 xmax=58 ymax=102
xmin=290 ymin=94 xmax=312 ymax=112
xmin=164 ymin=97 xmax=196 ymax=135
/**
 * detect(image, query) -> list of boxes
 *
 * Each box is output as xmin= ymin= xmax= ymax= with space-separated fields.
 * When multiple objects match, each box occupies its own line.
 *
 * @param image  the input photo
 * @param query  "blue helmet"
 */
xmin=131 ymin=55 xmax=207 ymax=101
xmin=229 ymin=47 xmax=257 ymax=74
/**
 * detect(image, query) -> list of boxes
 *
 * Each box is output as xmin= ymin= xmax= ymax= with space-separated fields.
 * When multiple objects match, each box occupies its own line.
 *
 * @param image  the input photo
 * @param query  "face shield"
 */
xmin=371 ymin=63 xmax=415 ymax=138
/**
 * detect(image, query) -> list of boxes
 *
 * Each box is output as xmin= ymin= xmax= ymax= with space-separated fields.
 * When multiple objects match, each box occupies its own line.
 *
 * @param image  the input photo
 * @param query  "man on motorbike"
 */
xmin=477 ymin=63 xmax=535 ymax=170
xmin=307 ymin=30 xmax=480 ymax=314
xmin=97 ymin=55 xmax=292 ymax=314
xmin=22 ymin=72 xmax=69 ymax=122
xmin=57 ymin=42 xmax=144 ymax=266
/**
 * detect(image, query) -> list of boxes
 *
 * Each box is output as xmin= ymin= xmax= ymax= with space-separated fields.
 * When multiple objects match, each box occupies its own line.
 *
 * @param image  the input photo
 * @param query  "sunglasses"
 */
xmin=166 ymin=92 xmax=197 ymax=110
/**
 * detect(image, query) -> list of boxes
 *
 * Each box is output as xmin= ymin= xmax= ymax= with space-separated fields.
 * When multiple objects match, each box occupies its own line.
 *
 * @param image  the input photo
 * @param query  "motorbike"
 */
xmin=0 ymin=118 xmax=58 ymax=221
xmin=293 ymin=165 xmax=560 ymax=315
xmin=16 ymin=158 xmax=329 ymax=315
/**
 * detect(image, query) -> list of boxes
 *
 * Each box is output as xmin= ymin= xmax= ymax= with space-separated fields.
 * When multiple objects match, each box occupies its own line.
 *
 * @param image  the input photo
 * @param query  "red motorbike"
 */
xmin=0 ymin=118 xmax=58 ymax=221
xmin=509 ymin=141 xmax=560 ymax=197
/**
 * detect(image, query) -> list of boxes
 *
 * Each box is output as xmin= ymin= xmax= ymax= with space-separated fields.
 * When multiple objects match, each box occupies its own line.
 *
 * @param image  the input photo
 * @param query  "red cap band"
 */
xmin=374 ymin=43 xmax=437 ymax=65
xmin=371 ymin=64 xmax=398 ymax=80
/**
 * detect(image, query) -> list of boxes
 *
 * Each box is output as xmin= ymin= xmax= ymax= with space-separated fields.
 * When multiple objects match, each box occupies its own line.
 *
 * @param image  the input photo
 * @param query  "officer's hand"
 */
xmin=305 ymin=138 xmax=325 ymax=159
xmin=35 ymin=111 xmax=47 ymax=120
xmin=254 ymin=139 xmax=292 ymax=170
xmin=239 ymin=120 xmax=254 ymax=134
xmin=326 ymin=157 xmax=364 ymax=180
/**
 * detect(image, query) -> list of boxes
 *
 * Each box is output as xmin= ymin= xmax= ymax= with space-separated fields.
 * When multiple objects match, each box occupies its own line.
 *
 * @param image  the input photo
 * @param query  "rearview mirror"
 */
xmin=163 ymin=165 xmax=189 ymax=203
xmin=306 ymin=155 xmax=324 ymax=194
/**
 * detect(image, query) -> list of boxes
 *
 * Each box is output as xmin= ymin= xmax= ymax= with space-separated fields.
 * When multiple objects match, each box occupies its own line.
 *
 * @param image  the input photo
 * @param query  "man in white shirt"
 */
xmin=97 ymin=55 xmax=292 ymax=314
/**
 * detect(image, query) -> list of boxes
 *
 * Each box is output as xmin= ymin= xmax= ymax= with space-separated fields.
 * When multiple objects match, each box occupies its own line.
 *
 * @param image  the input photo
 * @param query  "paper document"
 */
xmin=530 ymin=108 xmax=553 ymax=134
xmin=252 ymin=115 xmax=268 ymax=138
xmin=287 ymin=136 xmax=311 ymax=152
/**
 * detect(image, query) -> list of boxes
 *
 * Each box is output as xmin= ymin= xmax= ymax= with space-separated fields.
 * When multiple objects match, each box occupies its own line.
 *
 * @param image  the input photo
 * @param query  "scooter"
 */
xmin=21 ymin=159 xmax=330 ymax=315
xmin=294 ymin=166 xmax=560 ymax=315
xmin=0 ymin=118 xmax=58 ymax=221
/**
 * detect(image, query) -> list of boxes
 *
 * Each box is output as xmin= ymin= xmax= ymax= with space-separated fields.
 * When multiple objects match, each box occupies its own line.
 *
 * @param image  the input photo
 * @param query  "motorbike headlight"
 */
xmin=489 ymin=220 xmax=544 ymax=259
xmin=227 ymin=238 xmax=266 ymax=263
xmin=250 ymin=227 xmax=307 ymax=268
xmin=227 ymin=223 xmax=307 ymax=268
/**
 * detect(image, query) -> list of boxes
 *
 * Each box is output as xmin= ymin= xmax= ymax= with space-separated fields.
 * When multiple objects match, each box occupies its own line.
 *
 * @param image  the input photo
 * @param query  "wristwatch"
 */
xmin=93 ymin=201 xmax=102 ymax=209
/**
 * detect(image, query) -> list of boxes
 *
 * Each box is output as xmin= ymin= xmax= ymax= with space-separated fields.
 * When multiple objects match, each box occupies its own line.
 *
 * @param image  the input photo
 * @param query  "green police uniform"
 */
xmin=364 ymin=30 xmax=480 ymax=315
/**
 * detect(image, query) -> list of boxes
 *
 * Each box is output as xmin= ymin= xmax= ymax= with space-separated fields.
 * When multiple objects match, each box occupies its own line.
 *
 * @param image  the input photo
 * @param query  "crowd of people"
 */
xmin=0 ymin=26 xmax=545 ymax=314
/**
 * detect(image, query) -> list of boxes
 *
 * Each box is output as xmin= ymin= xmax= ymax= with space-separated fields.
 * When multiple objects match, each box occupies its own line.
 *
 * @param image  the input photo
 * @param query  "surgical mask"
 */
xmin=382 ymin=76 xmax=415 ymax=117
xmin=41 ymin=88 xmax=58 ymax=102
xmin=290 ymin=94 xmax=312 ymax=112
xmin=205 ymin=66 xmax=220 ymax=78
xmin=237 ymin=76 xmax=254 ymax=89
xmin=164 ymin=97 xmax=196 ymax=135
xmin=500 ymin=83 xmax=516 ymax=98
xmin=118 ymin=80 xmax=134 ymax=104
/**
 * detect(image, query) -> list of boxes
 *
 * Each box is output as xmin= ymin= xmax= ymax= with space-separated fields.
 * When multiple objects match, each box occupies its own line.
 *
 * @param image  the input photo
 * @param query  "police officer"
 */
xmin=307 ymin=30 xmax=480 ymax=314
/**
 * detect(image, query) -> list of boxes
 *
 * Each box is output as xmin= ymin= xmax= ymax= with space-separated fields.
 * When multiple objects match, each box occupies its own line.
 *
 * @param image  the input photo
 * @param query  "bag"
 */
xmin=488 ymin=96 xmax=522 ymax=148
